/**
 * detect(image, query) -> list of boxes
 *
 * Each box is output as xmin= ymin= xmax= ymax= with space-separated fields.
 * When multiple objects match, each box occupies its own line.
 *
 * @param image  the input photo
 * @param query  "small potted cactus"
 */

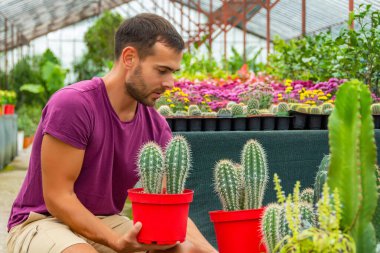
xmin=157 ymin=105 xmax=173 ymax=130
xmin=320 ymin=102 xmax=334 ymax=130
xmin=172 ymin=110 xmax=188 ymax=132
xmin=231 ymin=104 xmax=247 ymax=131
xmin=209 ymin=139 xmax=269 ymax=253
xmin=371 ymin=103 xmax=380 ymax=129
xmin=217 ymin=108 xmax=233 ymax=131
xmin=275 ymin=102 xmax=291 ymax=130
xmin=308 ymin=106 xmax=322 ymax=130
xmin=203 ymin=111 xmax=218 ymax=131
xmin=246 ymin=99 xmax=261 ymax=131
xmin=291 ymin=105 xmax=309 ymax=130
xmin=187 ymin=105 xmax=203 ymax=132
xmin=128 ymin=136 xmax=193 ymax=244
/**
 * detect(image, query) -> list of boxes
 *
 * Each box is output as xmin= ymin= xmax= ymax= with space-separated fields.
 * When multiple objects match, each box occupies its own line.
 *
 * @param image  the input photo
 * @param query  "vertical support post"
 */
xmin=11 ymin=24 xmax=14 ymax=73
xmin=180 ymin=0 xmax=183 ymax=34
xmin=243 ymin=0 xmax=247 ymax=62
xmin=223 ymin=0 xmax=227 ymax=62
xmin=4 ymin=18 xmax=8 ymax=89
xmin=349 ymin=0 xmax=354 ymax=29
xmin=266 ymin=1 xmax=271 ymax=60
xmin=302 ymin=0 xmax=306 ymax=36
xmin=208 ymin=0 xmax=213 ymax=57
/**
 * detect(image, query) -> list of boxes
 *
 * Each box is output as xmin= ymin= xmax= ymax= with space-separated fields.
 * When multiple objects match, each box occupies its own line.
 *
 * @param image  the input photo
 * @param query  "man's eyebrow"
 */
xmin=156 ymin=65 xmax=181 ymax=72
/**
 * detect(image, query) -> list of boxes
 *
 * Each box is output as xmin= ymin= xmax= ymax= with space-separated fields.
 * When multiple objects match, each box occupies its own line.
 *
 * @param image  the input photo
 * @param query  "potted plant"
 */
xmin=2 ymin=90 xmax=16 ymax=115
xmin=275 ymin=102 xmax=291 ymax=130
xmin=246 ymin=99 xmax=261 ymax=131
xmin=231 ymin=104 xmax=246 ymax=131
xmin=203 ymin=111 xmax=218 ymax=131
xmin=187 ymin=105 xmax=203 ymax=132
xmin=291 ymin=105 xmax=309 ymax=130
xmin=157 ymin=105 xmax=174 ymax=131
xmin=371 ymin=103 xmax=380 ymax=129
xmin=261 ymin=107 xmax=276 ymax=131
xmin=209 ymin=139 xmax=269 ymax=253
xmin=128 ymin=136 xmax=193 ymax=244
xmin=320 ymin=102 xmax=334 ymax=130
xmin=307 ymin=106 xmax=322 ymax=130
xmin=217 ymin=108 xmax=233 ymax=131
xmin=172 ymin=110 xmax=188 ymax=132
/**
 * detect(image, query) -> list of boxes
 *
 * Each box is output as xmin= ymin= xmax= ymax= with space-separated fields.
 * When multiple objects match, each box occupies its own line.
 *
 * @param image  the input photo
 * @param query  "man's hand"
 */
xmin=112 ymin=222 xmax=178 ymax=253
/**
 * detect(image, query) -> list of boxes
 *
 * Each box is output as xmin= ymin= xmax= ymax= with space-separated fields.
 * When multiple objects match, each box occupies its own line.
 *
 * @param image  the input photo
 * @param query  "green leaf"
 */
xmin=20 ymin=84 xmax=45 ymax=94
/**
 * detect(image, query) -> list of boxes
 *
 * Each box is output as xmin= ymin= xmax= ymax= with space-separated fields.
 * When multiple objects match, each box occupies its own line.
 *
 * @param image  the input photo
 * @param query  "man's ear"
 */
xmin=121 ymin=46 xmax=138 ymax=69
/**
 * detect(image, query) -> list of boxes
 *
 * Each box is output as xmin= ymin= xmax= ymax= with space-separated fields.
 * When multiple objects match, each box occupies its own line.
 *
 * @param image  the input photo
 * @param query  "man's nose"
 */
xmin=162 ymin=76 xmax=174 ymax=90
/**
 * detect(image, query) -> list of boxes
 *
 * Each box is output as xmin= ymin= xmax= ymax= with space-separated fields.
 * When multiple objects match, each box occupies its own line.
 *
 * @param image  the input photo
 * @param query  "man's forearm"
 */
xmin=45 ymin=192 xmax=120 ymax=249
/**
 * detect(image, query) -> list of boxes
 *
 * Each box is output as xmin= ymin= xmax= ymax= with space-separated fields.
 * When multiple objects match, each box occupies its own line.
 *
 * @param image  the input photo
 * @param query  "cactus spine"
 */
xmin=241 ymin=140 xmax=268 ymax=209
xmin=247 ymin=98 xmax=260 ymax=111
xmin=314 ymin=154 xmax=330 ymax=205
xmin=328 ymin=80 xmax=378 ymax=252
xmin=138 ymin=142 xmax=165 ymax=194
xmin=217 ymin=108 xmax=232 ymax=117
xmin=262 ymin=204 xmax=282 ymax=253
xmin=309 ymin=106 xmax=321 ymax=115
xmin=214 ymin=160 xmax=241 ymax=211
xmin=165 ymin=135 xmax=191 ymax=194
xmin=276 ymin=102 xmax=289 ymax=117
xmin=189 ymin=108 xmax=202 ymax=116
xmin=300 ymin=188 xmax=314 ymax=205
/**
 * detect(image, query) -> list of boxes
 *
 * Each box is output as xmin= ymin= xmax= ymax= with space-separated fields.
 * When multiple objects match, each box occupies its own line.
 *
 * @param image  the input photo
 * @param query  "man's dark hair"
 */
xmin=115 ymin=13 xmax=185 ymax=60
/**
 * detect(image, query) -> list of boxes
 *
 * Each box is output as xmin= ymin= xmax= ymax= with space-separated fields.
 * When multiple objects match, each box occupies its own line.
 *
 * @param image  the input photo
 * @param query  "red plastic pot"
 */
xmin=4 ymin=104 xmax=15 ymax=115
xmin=127 ymin=188 xmax=194 ymax=245
xmin=209 ymin=208 xmax=266 ymax=253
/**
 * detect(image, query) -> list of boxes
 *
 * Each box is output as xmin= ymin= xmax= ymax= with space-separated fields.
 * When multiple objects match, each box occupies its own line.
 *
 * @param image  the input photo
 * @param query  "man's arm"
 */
xmin=41 ymin=134 xmax=177 ymax=252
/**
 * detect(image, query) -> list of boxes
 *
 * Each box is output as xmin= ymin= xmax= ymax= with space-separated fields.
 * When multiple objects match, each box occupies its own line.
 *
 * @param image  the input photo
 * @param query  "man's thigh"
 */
xmin=7 ymin=212 xmax=87 ymax=253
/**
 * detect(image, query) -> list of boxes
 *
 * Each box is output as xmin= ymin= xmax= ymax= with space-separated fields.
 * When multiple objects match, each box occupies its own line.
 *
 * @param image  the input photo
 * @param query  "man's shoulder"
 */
xmin=62 ymin=77 xmax=101 ymax=93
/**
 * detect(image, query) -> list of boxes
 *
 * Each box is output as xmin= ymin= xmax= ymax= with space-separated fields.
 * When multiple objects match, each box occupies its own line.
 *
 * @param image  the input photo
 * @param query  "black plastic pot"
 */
xmin=166 ymin=117 xmax=173 ymax=131
xmin=173 ymin=118 xmax=188 ymax=132
xmin=374 ymin=115 xmax=380 ymax=129
xmin=247 ymin=116 xmax=261 ymax=131
xmin=188 ymin=117 xmax=203 ymax=132
xmin=232 ymin=117 xmax=246 ymax=131
xmin=292 ymin=112 xmax=308 ymax=130
xmin=321 ymin=115 xmax=330 ymax=130
xmin=203 ymin=117 xmax=217 ymax=131
xmin=276 ymin=117 xmax=291 ymax=130
xmin=261 ymin=116 xmax=275 ymax=130
xmin=308 ymin=115 xmax=322 ymax=130
xmin=218 ymin=118 xmax=232 ymax=131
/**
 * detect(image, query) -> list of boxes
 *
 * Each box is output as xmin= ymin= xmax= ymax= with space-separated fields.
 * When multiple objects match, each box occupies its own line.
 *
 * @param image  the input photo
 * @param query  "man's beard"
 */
xmin=125 ymin=65 xmax=164 ymax=107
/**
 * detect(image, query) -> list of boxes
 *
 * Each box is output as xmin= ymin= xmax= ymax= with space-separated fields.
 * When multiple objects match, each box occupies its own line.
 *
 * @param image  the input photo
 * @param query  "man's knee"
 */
xmin=62 ymin=243 xmax=98 ymax=253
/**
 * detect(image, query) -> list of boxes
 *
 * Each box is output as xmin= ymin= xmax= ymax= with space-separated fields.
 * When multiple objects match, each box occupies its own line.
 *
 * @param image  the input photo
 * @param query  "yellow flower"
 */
xmin=166 ymin=99 xmax=172 ymax=103
xmin=184 ymin=98 xmax=190 ymax=103
xmin=327 ymin=94 xmax=332 ymax=97
xmin=201 ymin=101 xmax=206 ymax=105
xmin=318 ymin=96 xmax=328 ymax=100
xmin=277 ymin=94 xmax=283 ymax=97
xmin=285 ymin=79 xmax=292 ymax=86
xmin=185 ymin=106 xmax=189 ymax=110
xmin=169 ymin=104 xmax=175 ymax=108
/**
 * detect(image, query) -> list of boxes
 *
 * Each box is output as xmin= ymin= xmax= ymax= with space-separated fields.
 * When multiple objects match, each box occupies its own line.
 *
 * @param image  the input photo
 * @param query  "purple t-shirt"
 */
xmin=8 ymin=77 xmax=172 ymax=231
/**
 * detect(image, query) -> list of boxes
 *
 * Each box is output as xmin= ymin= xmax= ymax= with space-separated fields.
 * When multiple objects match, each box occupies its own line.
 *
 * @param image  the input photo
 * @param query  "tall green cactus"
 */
xmin=138 ymin=142 xmax=165 ymax=194
xmin=328 ymin=79 xmax=378 ymax=253
xmin=262 ymin=203 xmax=282 ymax=253
xmin=241 ymin=140 xmax=268 ymax=209
xmin=372 ymin=165 xmax=380 ymax=242
xmin=314 ymin=154 xmax=330 ymax=205
xmin=165 ymin=135 xmax=191 ymax=194
xmin=214 ymin=160 xmax=241 ymax=211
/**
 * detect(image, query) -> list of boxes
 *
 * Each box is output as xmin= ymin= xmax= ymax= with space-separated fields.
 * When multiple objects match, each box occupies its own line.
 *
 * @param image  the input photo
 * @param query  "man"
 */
xmin=7 ymin=13 xmax=217 ymax=253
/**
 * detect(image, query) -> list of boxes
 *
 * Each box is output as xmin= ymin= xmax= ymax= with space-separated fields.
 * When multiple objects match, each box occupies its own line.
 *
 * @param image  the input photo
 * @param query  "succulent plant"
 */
xmin=247 ymin=98 xmax=260 ymax=111
xmin=174 ymin=110 xmax=188 ymax=117
xmin=371 ymin=103 xmax=380 ymax=115
xmin=309 ymin=106 xmax=321 ymax=115
xmin=289 ymin=103 xmax=301 ymax=111
xmin=217 ymin=108 xmax=232 ymax=118
xmin=188 ymin=104 xmax=200 ymax=113
xmin=189 ymin=108 xmax=202 ymax=116
xmin=270 ymin=105 xmax=278 ymax=114
xmin=226 ymin=101 xmax=237 ymax=109
xmin=157 ymin=105 xmax=172 ymax=116
xmin=203 ymin=111 xmax=217 ymax=117
xmin=138 ymin=142 xmax=165 ymax=194
xmin=231 ymin=104 xmax=245 ymax=117
xmin=328 ymin=80 xmax=378 ymax=252
xmin=241 ymin=140 xmax=268 ymax=209
xmin=214 ymin=160 xmax=241 ymax=211
xmin=276 ymin=102 xmax=289 ymax=117
xmin=314 ymin=154 xmax=330 ymax=205
xmin=262 ymin=203 xmax=282 ymax=252
xmin=165 ymin=135 xmax=191 ymax=194
xmin=248 ymin=108 xmax=260 ymax=115
xmin=296 ymin=106 xmax=309 ymax=114
xmin=321 ymin=103 xmax=334 ymax=115
xmin=300 ymin=188 xmax=314 ymax=205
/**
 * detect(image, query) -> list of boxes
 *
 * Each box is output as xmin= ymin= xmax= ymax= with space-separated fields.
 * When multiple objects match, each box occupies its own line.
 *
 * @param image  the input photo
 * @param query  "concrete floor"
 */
xmin=0 ymin=146 xmax=30 ymax=253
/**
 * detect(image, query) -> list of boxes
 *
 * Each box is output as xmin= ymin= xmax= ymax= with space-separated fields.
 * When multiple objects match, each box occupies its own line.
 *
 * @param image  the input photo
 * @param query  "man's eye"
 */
xmin=158 ymin=70 xmax=167 ymax=74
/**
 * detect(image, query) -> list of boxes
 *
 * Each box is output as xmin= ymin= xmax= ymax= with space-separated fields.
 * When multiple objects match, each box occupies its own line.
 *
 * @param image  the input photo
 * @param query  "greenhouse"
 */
xmin=0 ymin=0 xmax=380 ymax=252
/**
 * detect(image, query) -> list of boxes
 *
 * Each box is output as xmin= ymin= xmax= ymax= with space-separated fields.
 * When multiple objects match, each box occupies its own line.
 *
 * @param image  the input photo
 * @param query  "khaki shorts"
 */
xmin=7 ymin=212 xmax=145 ymax=253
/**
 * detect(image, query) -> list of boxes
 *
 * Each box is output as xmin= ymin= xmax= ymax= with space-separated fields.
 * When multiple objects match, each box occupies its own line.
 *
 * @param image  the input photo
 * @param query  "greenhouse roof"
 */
xmin=1 ymin=0 xmax=380 ymax=52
